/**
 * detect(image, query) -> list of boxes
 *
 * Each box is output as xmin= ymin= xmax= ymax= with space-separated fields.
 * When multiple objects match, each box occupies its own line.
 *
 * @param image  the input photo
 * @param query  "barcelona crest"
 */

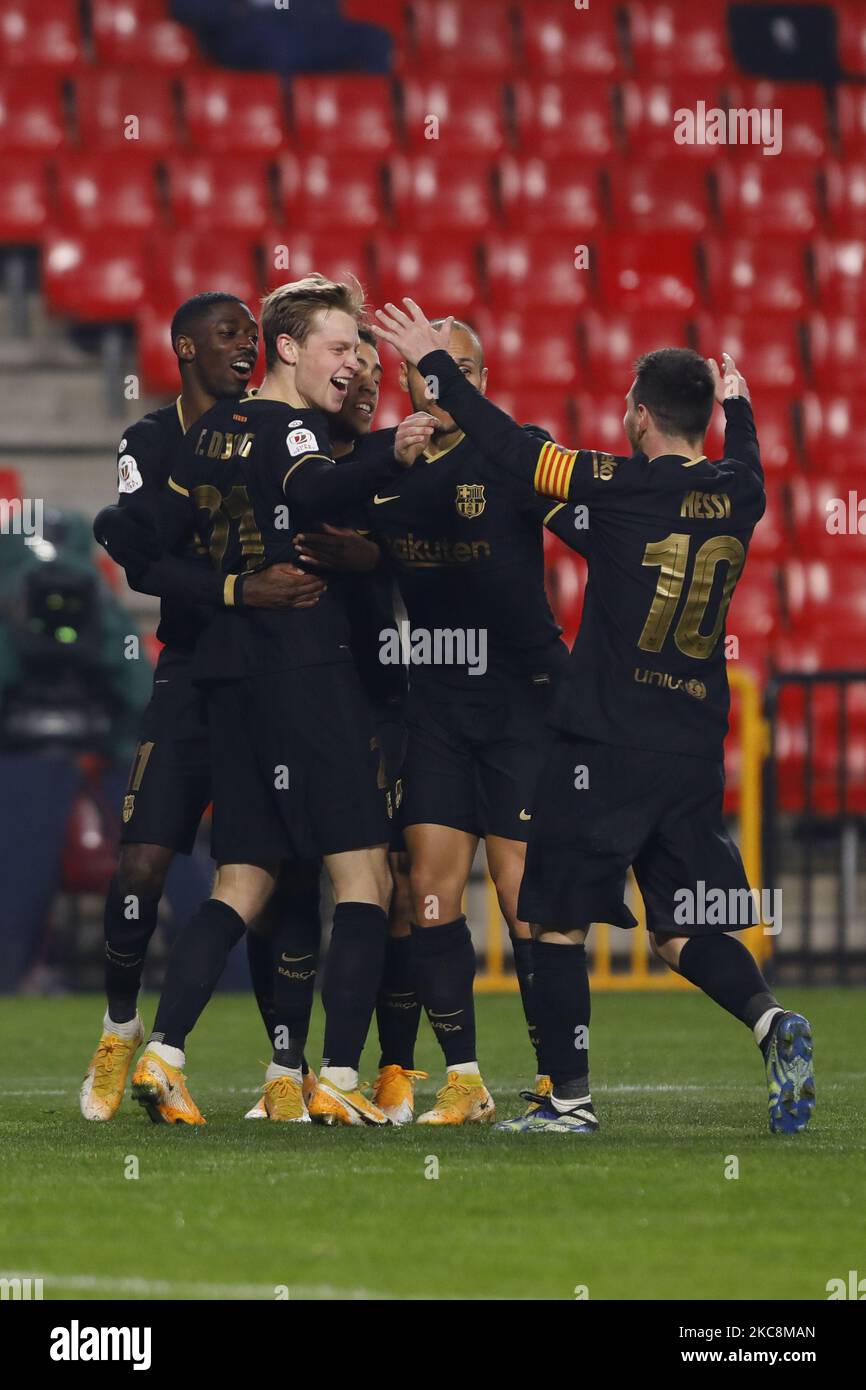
xmin=455 ymin=483 xmax=485 ymax=519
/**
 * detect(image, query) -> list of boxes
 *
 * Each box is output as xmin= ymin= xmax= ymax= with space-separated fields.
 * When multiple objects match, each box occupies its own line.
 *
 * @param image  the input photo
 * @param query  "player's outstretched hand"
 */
xmin=708 ymin=352 xmax=750 ymax=405
xmin=373 ymin=299 xmax=453 ymax=367
xmin=242 ymin=563 xmax=326 ymax=609
xmin=294 ymin=525 xmax=381 ymax=574
xmin=394 ymin=410 xmax=437 ymax=467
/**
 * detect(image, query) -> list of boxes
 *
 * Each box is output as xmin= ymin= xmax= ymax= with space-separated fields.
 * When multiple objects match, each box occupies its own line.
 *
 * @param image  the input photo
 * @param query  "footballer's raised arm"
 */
xmin=709 ymin=353 xmax=763 ymax=484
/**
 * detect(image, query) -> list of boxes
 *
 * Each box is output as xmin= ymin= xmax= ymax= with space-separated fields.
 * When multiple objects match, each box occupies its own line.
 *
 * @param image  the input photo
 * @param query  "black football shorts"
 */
xmin=372 ymin=698 xmax=407 ymax=854
xmin=400 ymin=675 xmax=559 ymax=842
xmin=119 ymin=648 xmax=212 ymax=854
xmin=208 ymin=663 xmax=390 ymax=865
xmin=518 ymin=735 xmax=756 ymax=935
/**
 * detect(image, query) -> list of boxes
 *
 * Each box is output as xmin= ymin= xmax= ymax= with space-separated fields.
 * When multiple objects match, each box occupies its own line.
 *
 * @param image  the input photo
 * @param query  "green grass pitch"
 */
xmin=1 ymin=989 xmax=863 ymax=1301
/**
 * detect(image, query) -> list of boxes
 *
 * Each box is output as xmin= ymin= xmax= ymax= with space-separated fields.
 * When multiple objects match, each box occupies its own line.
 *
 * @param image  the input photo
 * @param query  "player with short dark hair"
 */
xmin=374 ymin=302 xmax=815 ymax=1138
xmin=130 ymin=275 xmax=436 ymax=1127
xmin=80 ymin=294 xmax=325 ymax=1123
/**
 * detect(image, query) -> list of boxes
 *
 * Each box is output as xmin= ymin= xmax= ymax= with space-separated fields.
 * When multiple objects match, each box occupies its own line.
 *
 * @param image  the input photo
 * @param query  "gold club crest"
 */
xmin=455 ymin=483 xmax=485 ymax=519
xmin=122 ymin=794 xmax=135 ymax=823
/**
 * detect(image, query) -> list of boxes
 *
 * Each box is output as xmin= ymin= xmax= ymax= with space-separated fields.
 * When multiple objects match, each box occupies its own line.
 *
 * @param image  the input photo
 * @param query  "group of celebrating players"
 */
xmin=79 ymin=273 xmax=815 ymax=1136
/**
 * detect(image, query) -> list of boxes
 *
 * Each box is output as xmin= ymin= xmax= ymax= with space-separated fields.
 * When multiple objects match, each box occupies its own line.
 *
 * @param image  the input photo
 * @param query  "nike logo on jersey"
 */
xmin=373 ymin=494 xmax=401 ymax=505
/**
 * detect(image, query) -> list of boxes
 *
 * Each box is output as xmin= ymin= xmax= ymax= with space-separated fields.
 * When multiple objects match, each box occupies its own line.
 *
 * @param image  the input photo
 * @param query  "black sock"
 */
xmin=512 ymin=936 xmax=543 ymax=1074
xmin=376 ymin=933 xmax=421 ymax=1069
xmin=103 ymin=876 xmax=160 ymax=1023
xmin=677 ymin=934 xmax=779 ymax=1040
xmin=151 ymin=899 xmax=245 ymax=1051
xmin=259 ymin=862 xmax=321 ymax=1070
xmin=246 ymin=929 xmax=276 ymax=1044
xmin=411 ymin=917 xmax=476 ymax=1068
xmin=321 ymin=902 xmax=387 ymax=1070
xmin=533 ymin=939 xmax=590 ymax=1094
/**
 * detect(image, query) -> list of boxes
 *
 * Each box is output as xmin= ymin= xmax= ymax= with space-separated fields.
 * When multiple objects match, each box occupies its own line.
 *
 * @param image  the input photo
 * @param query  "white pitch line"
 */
xmin=0 ymin=1272 xmax=479 ymax=1301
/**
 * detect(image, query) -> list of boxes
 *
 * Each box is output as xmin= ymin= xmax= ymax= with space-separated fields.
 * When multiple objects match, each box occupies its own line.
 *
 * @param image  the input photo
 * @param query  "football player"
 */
xmin=348 ymin=317 xmax=586 ymax=1125
xmin=80 ymin=293 xmax=325 ymax=1122
xmin=375 ymin=300 xmax=815 ymax=1138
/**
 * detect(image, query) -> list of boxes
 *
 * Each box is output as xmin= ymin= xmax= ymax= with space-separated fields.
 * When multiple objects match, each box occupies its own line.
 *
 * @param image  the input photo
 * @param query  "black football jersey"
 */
xmin=418 ymin=349 xmax=765 ymax=759
xmin=114 ymin=400 xmax=212 ymax=652
xmin=163 ymin=394 xmax=406 ymax=680
xmin=351 ymin=428 xmax=568 ymax=692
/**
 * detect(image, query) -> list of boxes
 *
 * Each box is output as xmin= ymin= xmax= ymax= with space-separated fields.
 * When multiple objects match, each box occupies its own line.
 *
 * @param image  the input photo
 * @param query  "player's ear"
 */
xmin=479 ymin=366 xmax=489 ymax=397
xmin=277 ymin=333 xmax=299 ymax=367
xmin=398 ymin=360 xmax=409 ymax=392
xmin=175 ymin=334 xmax=195 ymax=364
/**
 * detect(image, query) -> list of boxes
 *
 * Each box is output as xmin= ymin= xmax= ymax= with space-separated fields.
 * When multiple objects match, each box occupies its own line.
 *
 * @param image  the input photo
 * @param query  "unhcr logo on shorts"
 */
xmin=673 ymin=881 xmax=782 ymax=935
xmin=379 ymin=621 xmax=488 ymax=676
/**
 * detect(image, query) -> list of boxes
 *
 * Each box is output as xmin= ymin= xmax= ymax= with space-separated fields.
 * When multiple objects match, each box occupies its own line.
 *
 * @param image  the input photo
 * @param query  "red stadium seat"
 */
xmin=276 ymin=152 xmax=384 ymax=229
xmin=800 ymin=397 xmax=861 ymax=472
xmin=291 ymin=77 xmax=396 ymax=155
xmin=400 ymin=77 xmax=507 ymax=153
xmin=1 ymin=0 xmax=83 ymax=69
xmin=42 ymin=230 xmax=149 ymax=321
xmin=75 ymin=72 xmax=178 ymax=151
xmin=56 ymin=153 xmax=161 ymax=233
xmin=834 ymin=84 xmax=866 ymax=156
xmin=544 ymin=542 xmax=587 ymax=647
xmin=343 ymin=0 xmax=408 ymax=29
xmin=373 ymin=383 xmax=412 ymax=430
xmin=517 ymin=1 xmax=621 ymax=77
xmin=497 ymin=156 xmax=603 ymax=233
xmin=714 ymin=159 xmax=819 ymax=236
xmin=166 ymin=154 xmax=273 ymax=231
xmin=597 ymin=235 xmax=699 ymax=312
xmin=728 ymin=559 xmax=783 ymax=643
xmin=745 ymin=482 xmax=787 ymax=561
xmin=694 ymin=314 xmax=806 ymax=392
xmin=479 ymin=308 xmax=581 ymax=389
xmin=581 ymin=311 xmax=692 ymax=388
xmin=0 ymin=74 xmax=67 ymax=151
xmin=183 ymin=73 xmax=288 ymax=153
xmin=573 ymin=393 xmax=631 ymax=454
xmin=620 ymin=80 xmax=727 ymax=160
xmin=811 ymin=237 xmax=866 ymax=311
xmin=389 ymin=154 xmax=495 ymax=230
xmin=148 ymin=232 xmax=260 ymax=316
xmin=513 ymin=79 xmax=616 ymax=159
xmin=490 ymin=387 xmax=577 ymax=450
xmin=725 ymin=82 xmax=828 ymax=161
xmin=371 ymin=231 xmax=481 ymax=315
xmin=823 ymin=159 xmax=866 ymax=234
xmin=257 ymin=230 xmax=372 ymax=294
xmin=789 ymin=475 xmax=866 ymax=559
xmin=839 ymin=1 xmax=866 ymax=76
xmin=625 ymin=1 xmax=733 ymax=77
xmin=91 ymin=0 xmax=201 ymax=70
xmin=608 ymin=165 xmax=711 ymax=233
xmin=704 ymin=389 xmax=797 ymax=476
xmin=136 ymin=303 xmax=181 ymax=395
xmin=410 ymin=1 xmax=516 ymax=74
xmin=0 ymin=155 xmax=51 ymax=244
xmin=703 ymin=238 xmax=808 ymax=315
xmin=483 ymin=233 xmax=596 ymax=311
xmin=807 ymin=313 xmax=866 ymax=393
